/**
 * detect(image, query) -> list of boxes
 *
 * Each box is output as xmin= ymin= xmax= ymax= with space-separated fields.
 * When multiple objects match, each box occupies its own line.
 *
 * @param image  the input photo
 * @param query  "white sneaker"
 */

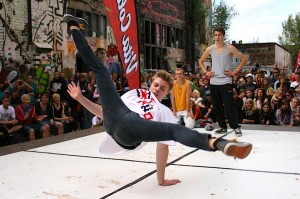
xmin=234 ymin=128 xmax=242 ymax=137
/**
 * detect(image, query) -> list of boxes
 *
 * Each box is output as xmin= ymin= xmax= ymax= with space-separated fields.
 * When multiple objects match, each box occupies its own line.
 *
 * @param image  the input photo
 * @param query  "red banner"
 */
xmin=103 ymin=0 xmax=140 ymax=89
xmin=294 ymin=50 xmax=300 ymax=72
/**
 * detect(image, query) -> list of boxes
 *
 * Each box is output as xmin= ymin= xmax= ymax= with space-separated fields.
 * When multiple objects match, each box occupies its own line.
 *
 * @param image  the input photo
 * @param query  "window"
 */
xmin=145 ymin=20 xmax=151 ymax=44
xmin=161 ymin=25 xmax=167 ymax=46
xmin=144 ymin=20 xmax=184 ymax=70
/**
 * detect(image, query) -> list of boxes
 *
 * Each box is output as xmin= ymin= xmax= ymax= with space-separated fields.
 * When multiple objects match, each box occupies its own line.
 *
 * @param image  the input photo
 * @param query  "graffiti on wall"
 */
xmin=32 ymin=0 xmax=65 ymax=71
xmin=35 ymin=65 xmax=50 ymax=94
xmin=0 ymin=0 xmax=66 ymax=90
xmin=140 ymin=0 xmax=185 ymax=26
xmin=0 ymin=2 xmax=31 ymax=63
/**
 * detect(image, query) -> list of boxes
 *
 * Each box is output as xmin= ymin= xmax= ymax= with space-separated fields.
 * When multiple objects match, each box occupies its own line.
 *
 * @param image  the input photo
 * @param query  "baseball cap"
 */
xmin=245 ymin=73 xmax=254 ymax=79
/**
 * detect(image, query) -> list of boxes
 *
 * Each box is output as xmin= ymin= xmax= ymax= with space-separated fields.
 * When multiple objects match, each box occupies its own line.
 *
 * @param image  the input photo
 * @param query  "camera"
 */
xmin=18 ymin=80 xmax=23 ymax=86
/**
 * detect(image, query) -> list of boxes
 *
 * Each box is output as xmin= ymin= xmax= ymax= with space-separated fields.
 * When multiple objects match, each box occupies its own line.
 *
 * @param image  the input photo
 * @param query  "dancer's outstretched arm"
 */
xmin=156 ymin=143 xmax=181 ymax=186
xmin=67 ymin=82 xmax=103 ymax=118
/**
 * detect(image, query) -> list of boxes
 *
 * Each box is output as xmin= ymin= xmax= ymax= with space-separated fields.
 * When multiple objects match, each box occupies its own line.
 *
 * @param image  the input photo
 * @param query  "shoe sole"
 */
xmin=63 ymin=14 xmax=89 ymax=28
xmin=224 ymin=142 xmax=252 ymax=159
xmin=215 ymin=130 xmax=227 ymax=134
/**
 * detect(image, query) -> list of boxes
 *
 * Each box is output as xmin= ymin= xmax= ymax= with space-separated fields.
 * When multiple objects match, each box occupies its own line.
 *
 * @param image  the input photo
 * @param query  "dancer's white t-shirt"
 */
xmin=99 ymin=89 xmax=177 ymax=156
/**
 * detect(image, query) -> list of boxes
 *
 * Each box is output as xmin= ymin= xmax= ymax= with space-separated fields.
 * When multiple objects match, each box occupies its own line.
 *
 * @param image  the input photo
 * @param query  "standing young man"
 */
xmin=170 ymin=68 xmax=195 ymax=129
xmin=199 ymin=27 xmax=247 ymax=136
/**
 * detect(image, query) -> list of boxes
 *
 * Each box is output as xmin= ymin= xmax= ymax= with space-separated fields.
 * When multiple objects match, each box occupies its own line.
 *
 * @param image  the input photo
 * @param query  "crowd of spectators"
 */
xmin=1 ymin=63 xmax=299 ymax=147
xmin=0 ymin=71 xmax=105 ymax=147
xmin=142 ymin=63 xmax=300 ymax=129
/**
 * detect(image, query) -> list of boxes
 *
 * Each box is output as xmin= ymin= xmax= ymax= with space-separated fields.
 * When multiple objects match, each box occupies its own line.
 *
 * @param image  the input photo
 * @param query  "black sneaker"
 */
xmin=234 ymin=128 xmax=242 ymax=137
xmin=63 ymin=14 xmax=89 ymax=30
xmin=215 ymin=128 xmax=227 ymax=134
xmin=223 ymin=141 xmax=252 ymax=159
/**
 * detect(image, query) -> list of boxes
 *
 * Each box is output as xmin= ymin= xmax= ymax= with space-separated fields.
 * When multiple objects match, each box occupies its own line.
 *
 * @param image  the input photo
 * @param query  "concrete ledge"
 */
xmin=0 ymin=126 xmax=105 ymax=156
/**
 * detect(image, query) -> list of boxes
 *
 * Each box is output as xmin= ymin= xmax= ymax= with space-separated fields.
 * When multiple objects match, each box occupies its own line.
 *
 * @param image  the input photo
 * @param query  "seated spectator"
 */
xmin=9 ymin=79 xmax=28 ymax=106
xmin=236 ymin=76 xmax=246 ymax=91
xmin=275 ymin=99 xmax=293 ymax=126
xmin=266 ymin=87 xmax=274 ymax=102
xmin=271 ymin=88 xmax=283 ymax=111
xmin=0 ymin=95 xmax=23 ymax=142
xmin=191 ymin=89 xmax=202 ymax=120
xmin=52 ymin=93 xmax=77 ymax=133
xmin=254 ymin=88 xmax=268 ymax=110
xmin=66 ymin=73 xmax=77 ymax=85
xmin=261 ymin=78 xmax=271 ymax=92
xmin=198 ymin=91 xmax=215 ymax=122
xmin=241 ymin=98 xmax=259 ymax=124
xmin=238 ymin=89 xmax=246 ymax=101
xmin=284 ymin=89 xmax=294 ymax=102
xmin=290 ymin=97 xmax=300 ymax=126
xmin=35 ymin=93 xmax=64 ymax=135
xmin=240 ymin=73 xmax=257 ymax=93
xmin=200 ymin=76 xmax=210 ymax=98
xmin=290 ymin=71 xmax=300 ymax=100
xmin=255 ymin=70 xmax=265 ymax=87
xmin=274 ymin=73 xmax=291 ymax=95
xmin=15 ymin=94 xmax=50 ymax=141
xmin=245 ymin=89 xmax=255 ymax=100
xmin=61 ymin=100 xmax=79 ymax=131
xmin=24 ymin=74 xmax=39 ymax=105
xmin=270 ymin=67 xmax=280 ymax=88
xmin=50 ymin=71 xmax=68 ymax=102
xmin=259 ymin=102 xmax=276 ymax=125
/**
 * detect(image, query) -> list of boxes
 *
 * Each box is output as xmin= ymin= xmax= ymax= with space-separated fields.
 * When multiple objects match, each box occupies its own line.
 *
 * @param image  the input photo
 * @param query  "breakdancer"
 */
xmin=63 ymin=14 xmax=252 ymax=163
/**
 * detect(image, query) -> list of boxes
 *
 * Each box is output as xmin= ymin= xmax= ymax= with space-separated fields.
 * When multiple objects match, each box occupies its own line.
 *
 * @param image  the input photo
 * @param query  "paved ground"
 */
xmin=0 ymin=125 xmax=299 ymax=199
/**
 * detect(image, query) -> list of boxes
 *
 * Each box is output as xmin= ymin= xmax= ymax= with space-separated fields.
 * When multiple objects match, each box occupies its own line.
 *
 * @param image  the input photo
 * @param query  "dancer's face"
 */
xmin=149 ymin=77 xmax=169 ymax=102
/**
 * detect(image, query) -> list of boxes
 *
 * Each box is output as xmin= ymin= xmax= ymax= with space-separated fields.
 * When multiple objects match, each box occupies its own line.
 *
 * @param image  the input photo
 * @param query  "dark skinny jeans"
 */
xmin=71 ymin=29 xmax=212 ymax=151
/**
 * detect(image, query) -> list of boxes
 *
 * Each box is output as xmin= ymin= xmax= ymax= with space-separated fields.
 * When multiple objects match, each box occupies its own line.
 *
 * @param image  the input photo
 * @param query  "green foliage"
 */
xmin=278 ymin=13 xmax=300 ymax=64
xmin=193 ymin=0 xmax=209 ymax=23
xmin=212 ymin=0 xmax=238 ymax=34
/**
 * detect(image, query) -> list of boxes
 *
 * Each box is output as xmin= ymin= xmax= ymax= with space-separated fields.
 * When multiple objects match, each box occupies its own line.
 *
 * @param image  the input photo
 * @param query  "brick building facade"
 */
xmin=0 ymin=0 xmax=211 ymax=93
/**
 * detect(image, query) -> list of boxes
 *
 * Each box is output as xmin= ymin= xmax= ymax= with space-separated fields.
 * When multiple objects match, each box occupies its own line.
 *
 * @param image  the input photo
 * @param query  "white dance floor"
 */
xmin=0 ymin=128 xmax=299 ymax=199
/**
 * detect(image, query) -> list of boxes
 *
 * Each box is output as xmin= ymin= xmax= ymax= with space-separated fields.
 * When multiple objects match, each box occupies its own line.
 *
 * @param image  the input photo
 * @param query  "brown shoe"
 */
xmin=223 ymin=142 xmax=252 ymax=159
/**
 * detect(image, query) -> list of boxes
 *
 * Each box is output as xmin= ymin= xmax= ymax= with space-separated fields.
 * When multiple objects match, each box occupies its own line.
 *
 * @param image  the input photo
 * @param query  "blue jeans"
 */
xmin=71 ymin=29 xmax=211 ymax=151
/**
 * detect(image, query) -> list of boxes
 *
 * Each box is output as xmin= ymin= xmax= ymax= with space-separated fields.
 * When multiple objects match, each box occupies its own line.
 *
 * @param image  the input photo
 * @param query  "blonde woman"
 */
xmin=52 ymin=93 xmax=77 ymax=133
xmin=241 ymin=98 xmax=259 ymax=124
